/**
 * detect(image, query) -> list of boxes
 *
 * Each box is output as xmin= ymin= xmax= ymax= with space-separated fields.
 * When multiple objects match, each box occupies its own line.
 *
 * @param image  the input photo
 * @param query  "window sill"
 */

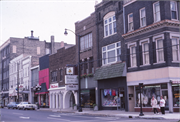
xmin=102 ymin=61 xmax=122 ymax=67
xmin=80 ymin=47 xmax=92 ymax=53
xmin=172 ymin=61 xmax=180 ymax=63
xmin=140 ymin=64 xmax=151 ymax=67
xmin=153 ymin=61 xmax=166 ymax=65
xmin=171 ymin=19 xmax=179 ymax=21
xmin=127 ymin=30 xmax=134 ymax=33
xmin=103 ymin=32 xmax=117 ymax=39
xmin=128 ymin=66 xmax=137 ymax=69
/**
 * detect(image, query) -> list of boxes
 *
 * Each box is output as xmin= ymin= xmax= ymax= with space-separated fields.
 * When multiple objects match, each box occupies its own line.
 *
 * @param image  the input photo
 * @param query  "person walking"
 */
xmin=160 ymin=96 xmax=165 ymax=115
xmin=151 ymin=96 xmax=159 ymax=115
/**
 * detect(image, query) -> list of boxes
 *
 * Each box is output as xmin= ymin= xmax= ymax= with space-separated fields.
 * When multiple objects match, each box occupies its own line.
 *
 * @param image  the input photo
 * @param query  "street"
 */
xmin=0 ymin=108 xmax=178 ymax=122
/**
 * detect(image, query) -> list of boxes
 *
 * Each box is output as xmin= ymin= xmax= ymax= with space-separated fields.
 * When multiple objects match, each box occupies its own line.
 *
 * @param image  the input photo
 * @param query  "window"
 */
xmin=130 ymin=45 xmax=137 ymax=67
xmin=140 ymin=8 xmax=146 ymax=27
xmin=128 ymin=13 xmax=133 ymax=31
xmin=51 ymin=71 xmax=57 ymax=82
xmin=37 ymin=47 xmax=40 ymax=54
xmin=156 ymin=38 xmax=164 ymax=62
xmin=13 ymin=45 xmax=16 ymax=53
xmin=170 ymin=1 xmax=178 ymax=20
xmin=153 ymin=2 xmax=161 ymax=22
xmin=60 ymin=69 xmax=63 ymax=81
xmin=172 ymin=37 xmax=179 ymax=61
xmin=104 ymin=12 xmax=116 ymax=37
xmin=80 ymin=33 xmax=92 ymax=51
xmin=141 ymin=41 xmax=149 ymax=65
xmin=102 ymin=41 xmax=121 ymax=65
xmin=46 ymin=48 xmax=50 ymax=54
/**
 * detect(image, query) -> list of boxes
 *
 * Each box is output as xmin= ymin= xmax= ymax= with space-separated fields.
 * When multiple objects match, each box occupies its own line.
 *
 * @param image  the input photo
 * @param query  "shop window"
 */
xmin=101 ymin=88 xmax=125 ymax=108
xmin=81 ymin=89 xmax=95 ymax=108
xmin=173 ymin=85 xmax=180 ymax=107
xmin=135 ymin=85 xmax=160 ymax=107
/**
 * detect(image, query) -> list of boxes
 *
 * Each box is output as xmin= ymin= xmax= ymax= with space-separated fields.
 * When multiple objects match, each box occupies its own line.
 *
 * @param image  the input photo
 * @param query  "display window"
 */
xmin=101 ymin=88 xmax=125 ymax=108
xmin=173 ymin=85 xmax=180 ymax=107
xmin=81 ymin=89 xmax=95 ymax=108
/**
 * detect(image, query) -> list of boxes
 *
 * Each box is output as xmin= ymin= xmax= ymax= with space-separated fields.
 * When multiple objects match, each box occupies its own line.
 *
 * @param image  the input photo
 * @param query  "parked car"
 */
xmin=17 ymin=102 xmax=37 ymax=110
xmin=7 ymin=102 xmax=19 ymax=109
xmin=0 ymin=102 xmax=4 ymax=108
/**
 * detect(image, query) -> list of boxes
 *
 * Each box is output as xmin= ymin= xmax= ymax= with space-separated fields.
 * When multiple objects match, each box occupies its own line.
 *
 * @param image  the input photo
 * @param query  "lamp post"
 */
xmin=64 ymin=28 xmax=82 ymax=112
xmin=17 ymin=62 xmax=20 ymax=103
xmin=139 ymin=83 xmax=144 ymax=116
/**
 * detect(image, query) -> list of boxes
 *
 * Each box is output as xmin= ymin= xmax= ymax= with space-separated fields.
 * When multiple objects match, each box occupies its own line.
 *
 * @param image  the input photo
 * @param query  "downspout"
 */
xmin=123 ymin=6 xmax=126 ymax=34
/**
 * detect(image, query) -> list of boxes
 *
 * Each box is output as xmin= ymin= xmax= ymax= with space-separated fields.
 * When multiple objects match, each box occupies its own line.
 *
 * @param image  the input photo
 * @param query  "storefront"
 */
xmin=81 ymin=89 xmax=95 ymax=108
xmin=171 ymin=80 xmax=180 ymax=112
xmin=94 ymin=62 xmax=128 ymax=111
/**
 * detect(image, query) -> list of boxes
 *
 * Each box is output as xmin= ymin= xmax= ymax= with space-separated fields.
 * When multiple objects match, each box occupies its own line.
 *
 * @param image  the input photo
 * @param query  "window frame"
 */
xmin=80 ymin=33 xmax=92 ymax=51
xmin=128 ymin=13 xmax=134 ymax=32
xmin=170 ymin=1 xmax=178 ymax=20
xmin=102 ymin=41 xmax=121 ymax=66
xmin=153 ymin=1 xmax=161 ymax=23
xmin=140 ymin=38 xmax=150 ymax=65
xmin=139 ymin=7 xmax=146 ymax=27
xmin=170 ymin=33 xmax=180 ymax=62
xmin=155 ymin=38 xmax=164 ymax=63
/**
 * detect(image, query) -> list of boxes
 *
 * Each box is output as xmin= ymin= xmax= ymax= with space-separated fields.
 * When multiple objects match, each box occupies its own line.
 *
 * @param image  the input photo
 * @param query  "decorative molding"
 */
xmin=122 ymin=20 xmax=180 ymax=39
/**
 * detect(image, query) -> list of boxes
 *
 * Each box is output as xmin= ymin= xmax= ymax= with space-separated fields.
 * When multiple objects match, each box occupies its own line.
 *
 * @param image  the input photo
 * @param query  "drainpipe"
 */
xmin=123 ymin=6 xmax=126 ymax=34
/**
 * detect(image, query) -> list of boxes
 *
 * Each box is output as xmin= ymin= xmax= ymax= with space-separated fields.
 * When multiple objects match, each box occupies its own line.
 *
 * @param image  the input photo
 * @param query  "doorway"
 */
xmin=70 ymin=93 xmax=75 ymax=107
xmin=161 ymin=90 xmax=169 ymax=110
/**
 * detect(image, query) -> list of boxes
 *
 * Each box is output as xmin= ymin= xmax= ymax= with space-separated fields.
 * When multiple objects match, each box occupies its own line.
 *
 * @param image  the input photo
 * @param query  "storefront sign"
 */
xmin=65 ymin=75 xmax=78 ymax=84
xmin=66 ymin=67 xmax=74 ymax=75
xmin=65 ymin=85 xmax=78 ymax=91
xmin=171 ymin=80 xmax=180 ymax=84
xmin=50 ymin=83 xmax=58 ymax=88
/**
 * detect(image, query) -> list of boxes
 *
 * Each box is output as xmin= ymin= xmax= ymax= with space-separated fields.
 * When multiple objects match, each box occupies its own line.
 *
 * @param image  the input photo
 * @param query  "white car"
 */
xmin=17 ymin=102 xmax=37 ymax=110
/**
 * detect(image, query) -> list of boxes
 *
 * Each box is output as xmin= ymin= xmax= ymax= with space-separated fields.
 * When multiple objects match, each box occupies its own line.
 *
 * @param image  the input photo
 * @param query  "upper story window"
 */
xmin=170 ymin=33 xmax=180 ymax=62
xmin=60 ymin=69 xmax=63 ymax=82
xmin=140 ymin=8 xmax=146 ymax=27
xmin=80 ymin=33 xmax=92 ymax=51
xmin=51 ymin=71 xmax=57 ymax=82
xmin=170 ymin=1 xmax=178 ymax=20
xmin=130 ymin=45 xmax=137 ymax=67
xmin=153 ymin=1 xmax=161 ymax=22
xmin=102 ymin=41 xmax=121 ymax=65
xmin=104 ymin=11 xmax=117 ymax=37
xmin=128 ymin=13 xmax=134 ymax=31
xmin=140 ymin=39 xmax=150 ymax=65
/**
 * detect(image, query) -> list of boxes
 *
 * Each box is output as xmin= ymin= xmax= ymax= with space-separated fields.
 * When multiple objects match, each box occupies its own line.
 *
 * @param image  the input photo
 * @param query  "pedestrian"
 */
xmin=151 ymin=96 xmax=159 ymax=115
xmin=160 ymin=96 xmax=165 ymax=115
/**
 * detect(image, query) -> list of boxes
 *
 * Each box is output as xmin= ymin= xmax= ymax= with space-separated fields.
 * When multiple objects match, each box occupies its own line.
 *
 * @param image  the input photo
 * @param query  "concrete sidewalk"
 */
xmin=37 ymin=108 xmax=180 ymax=120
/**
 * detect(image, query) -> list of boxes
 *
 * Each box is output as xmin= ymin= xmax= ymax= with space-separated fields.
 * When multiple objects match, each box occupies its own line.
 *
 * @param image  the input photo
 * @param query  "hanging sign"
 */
xmin=50 ymin=83 xmax=59 ymax=88
xmin=65 ymin=85 xmax=78 ymax=91
xmin=66 ymin=67 xmax=74 ymax=75
xmin=65 ymin=75 xmax=78 ymax=84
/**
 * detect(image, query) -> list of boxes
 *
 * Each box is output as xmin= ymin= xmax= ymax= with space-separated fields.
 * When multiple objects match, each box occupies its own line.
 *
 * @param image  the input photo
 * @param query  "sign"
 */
xmin=120 ymin=94 xmax=123 ymax=97
xmin=65 ymin=75 xmax=78 ymax=84
xmin=65 ymin=85 xmax=78 ymax=91
xmin=19 ymin=85 xmax=24 ymax=91
xmin=66 ymin=67 xmax=74 ymax=75
xmin=171 ymin=80 xmax=180 ymax=84
xmin=50 ymin=83 xmax=59 ymax=88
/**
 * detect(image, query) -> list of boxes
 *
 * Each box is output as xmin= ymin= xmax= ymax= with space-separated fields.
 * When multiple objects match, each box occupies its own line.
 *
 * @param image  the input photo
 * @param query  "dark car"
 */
xmin=7 ymin=102 xmax=19 ymax=109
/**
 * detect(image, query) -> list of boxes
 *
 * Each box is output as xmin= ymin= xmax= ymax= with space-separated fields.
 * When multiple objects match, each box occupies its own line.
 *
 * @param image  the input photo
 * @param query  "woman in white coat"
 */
xmin=160 ymin=96 xmax=165 ymax=115
xmin=151 ymin=96 xmax=159 ymax=114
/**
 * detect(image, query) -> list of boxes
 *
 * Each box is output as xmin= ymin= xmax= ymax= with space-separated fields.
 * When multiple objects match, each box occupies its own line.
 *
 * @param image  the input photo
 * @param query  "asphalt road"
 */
xmin=0 ymin=108 xmax=178 ymax=122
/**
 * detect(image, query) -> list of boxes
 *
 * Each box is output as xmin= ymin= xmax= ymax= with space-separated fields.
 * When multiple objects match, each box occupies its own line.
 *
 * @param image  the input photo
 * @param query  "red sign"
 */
xmin=171 ymin=80 xmax=180 ymax=84
xmin=50 ymin=83 xmax=58 ymax=88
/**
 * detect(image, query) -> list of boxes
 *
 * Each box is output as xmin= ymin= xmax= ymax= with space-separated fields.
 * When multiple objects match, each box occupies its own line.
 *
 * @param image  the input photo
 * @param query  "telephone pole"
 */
xmin=17 ymin=62 xmax=19 ymax=103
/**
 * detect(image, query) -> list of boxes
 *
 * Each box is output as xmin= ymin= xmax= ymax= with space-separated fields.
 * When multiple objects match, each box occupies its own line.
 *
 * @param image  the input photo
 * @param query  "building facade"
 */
xmin=122 ymin=0 xmax=180 ymax=112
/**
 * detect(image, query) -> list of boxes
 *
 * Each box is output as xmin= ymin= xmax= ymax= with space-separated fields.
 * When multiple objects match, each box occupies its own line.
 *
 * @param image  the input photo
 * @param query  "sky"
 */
xmin=0 ymin=0 xmax=102 ymax=46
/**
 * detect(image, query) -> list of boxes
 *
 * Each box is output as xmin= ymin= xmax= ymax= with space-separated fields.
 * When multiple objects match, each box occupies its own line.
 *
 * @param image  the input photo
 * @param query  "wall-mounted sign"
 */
xmin=65 ymin=85 xmax=78 ymax=91
xmin=65 ymin=75 xmax=78 ymax=84
xmin=171 ymin=80 xmax=180 ymax=84
xmin=66 ymin=67 xmax=74 ymax=75
xmin=50 ymin=83 xmax=58 ymax=89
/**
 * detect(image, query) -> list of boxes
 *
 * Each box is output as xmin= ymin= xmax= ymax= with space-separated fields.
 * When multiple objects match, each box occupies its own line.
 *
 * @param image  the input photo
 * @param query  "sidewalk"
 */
xmin=37 ymin=108 xmax=180 ymax=120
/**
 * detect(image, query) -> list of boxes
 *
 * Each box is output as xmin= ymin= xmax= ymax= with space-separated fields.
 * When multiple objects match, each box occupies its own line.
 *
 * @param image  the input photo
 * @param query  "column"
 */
xmin=87 ymin=57 xmax=90 ymax=74
xmin=49 ymin=93 xmax=52 ymax=108
xmin=168 ymin=82 xmax=173 ymax=113
xmin=56 ymin=93 xmax=58 ymax=109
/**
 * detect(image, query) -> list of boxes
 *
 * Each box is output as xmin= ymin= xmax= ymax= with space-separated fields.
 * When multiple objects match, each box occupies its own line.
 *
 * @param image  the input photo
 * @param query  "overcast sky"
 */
xmin=0 ymin=0 xmax=102 ymax=46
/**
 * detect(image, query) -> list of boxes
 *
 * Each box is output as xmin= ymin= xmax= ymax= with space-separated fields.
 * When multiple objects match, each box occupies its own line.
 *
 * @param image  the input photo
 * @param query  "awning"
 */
xmin=94 ymin=62 xmax=126 ymax=81
xmin=35 ymin=83 xmax=49 ymax=94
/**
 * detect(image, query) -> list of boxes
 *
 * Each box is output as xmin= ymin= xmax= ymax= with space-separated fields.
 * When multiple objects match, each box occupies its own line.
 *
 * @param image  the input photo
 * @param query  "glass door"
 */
xmin=161 ymin=90 xmax=169 ymax=110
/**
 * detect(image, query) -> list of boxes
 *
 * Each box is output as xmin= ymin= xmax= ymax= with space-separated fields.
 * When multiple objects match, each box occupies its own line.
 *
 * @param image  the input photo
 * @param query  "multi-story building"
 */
xmin=0 ymin=31 xmax=64 ymax=106
xmin=49 ymin=45 xmax=76 ymax=109
xmin=122 ymin=0 xmax=180 ymax=112
xmin=75 ymin=12 xmax=98 ymax=109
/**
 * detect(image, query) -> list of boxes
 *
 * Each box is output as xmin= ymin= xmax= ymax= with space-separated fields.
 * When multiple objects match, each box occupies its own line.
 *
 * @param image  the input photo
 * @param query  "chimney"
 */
xmin=95 ymin=0 xmax=98 ymax=5
xmin=51 ymin=36 xmax=55 ymax=54
xmin=60 ymin=41 xmax=64 ymax=48
xmin=31 ymin=30 xmax=34 ymax=37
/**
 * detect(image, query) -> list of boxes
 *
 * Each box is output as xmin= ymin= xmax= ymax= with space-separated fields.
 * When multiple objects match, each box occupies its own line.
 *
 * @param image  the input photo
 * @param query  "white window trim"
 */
xmin=153 ymin=34 xmax=164 ymax=42
xmin=128 ymin=13 xmax=134 ymax=32
xmin=153 ymin=1 xmax=161 ymax=23
xmin=171 ymin=36 xmax=180 ymax=61
xmin=129 ymin=44 xmax=137 ymax=67
xmin=140 ymin=38 xmax=150 ymax=65
xmin=139 ymin=7 xmax=146 ymax=27
xmin=128 ymin=42 xmax=137 ymax=49
xmin=102 ymin=41 xmax=121 ymax=66
xmin=104 ymin=12 xmax=117 ymax=37
xmin=155 ymin=38 xmax=164 ymax=63
xmin=170 ymin=1 xmax=178 ymax=20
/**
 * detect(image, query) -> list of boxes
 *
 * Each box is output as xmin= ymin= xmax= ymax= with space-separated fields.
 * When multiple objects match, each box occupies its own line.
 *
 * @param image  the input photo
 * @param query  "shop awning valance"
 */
xmin=94 ymin=62 xmax=126 ymax=81
xmin=35 ymin=83 xmax=49 ymax=94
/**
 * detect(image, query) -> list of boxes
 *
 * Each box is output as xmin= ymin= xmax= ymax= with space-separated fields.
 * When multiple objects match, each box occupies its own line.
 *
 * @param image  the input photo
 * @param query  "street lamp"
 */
xmin=17 ymin=62 xmax=20 ymax=103
xmin=64 ymin=28 xmax=82 ymax=112
xmin=139 ymin=83 xmax=144 ymax=116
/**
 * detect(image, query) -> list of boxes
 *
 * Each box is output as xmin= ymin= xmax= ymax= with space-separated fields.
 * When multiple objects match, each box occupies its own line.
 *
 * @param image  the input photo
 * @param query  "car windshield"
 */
xmin=23 ymin=102 xmax=28 ymax=104
xmin=10 ymin=102 xmax=16 ymax=104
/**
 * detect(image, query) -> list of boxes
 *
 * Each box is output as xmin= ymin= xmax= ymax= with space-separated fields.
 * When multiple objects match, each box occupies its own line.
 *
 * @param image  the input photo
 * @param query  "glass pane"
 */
xmin=102 ymin=47 xmax=106 ymax=51
xmin=158 ymin=50 xmax=164 ymax=61
xmin=155 ymin=2 xmax=160 ymax=12
xmin=117 ymin=42 xmax=121 ymax=47
xmin=117 ymin=48 xmax=121 ymax=55
xmin=141 ymin=8 xmax=145 ymax=17
xmin=109 ymin=18 xmax=111 ymax=22
xmin=109 ymin=23 xmax=112 ymax=35
xmin=157 ymin=39 xmax=163 ymax=48
xmin=103 ymin=52 xmax=106 ymax=64
xmin=172 ymin=11 xmax=177 ymax=19
xmin=129 ymin=14 xmax=133 ymax=22
xmin=108 ymin=50 xmax=115 ymax=63
xmin=107 ymin=44 xmax=115 ymax=50
xmin=170 ymin=1 xmax=176 ymax=11
xmin=105 ymin=19 xmax=107 ymax=24
xmin=113 ymin=16 xmax=116 ymax=20
xmin=113 ymin=22 xmax=116 ymax=33
xmin=105 ymin=25 xmax=108 ymax=36
xmin=143 ymin=43 xmax=149 ymax=52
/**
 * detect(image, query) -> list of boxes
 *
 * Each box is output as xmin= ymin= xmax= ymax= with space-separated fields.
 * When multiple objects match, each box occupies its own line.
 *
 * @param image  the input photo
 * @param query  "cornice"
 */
xmin=122 ymin=20 xmax=180 ymax=39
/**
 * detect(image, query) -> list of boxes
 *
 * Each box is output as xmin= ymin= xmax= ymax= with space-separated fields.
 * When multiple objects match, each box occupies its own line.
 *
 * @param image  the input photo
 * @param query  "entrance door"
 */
xmin=70 ymin=93 xmax=75 ymax=107
xmin=161 ymin=90 xmax=169 ymax=110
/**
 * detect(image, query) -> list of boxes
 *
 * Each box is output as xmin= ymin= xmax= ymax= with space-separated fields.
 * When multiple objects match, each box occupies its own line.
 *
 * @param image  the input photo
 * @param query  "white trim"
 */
xmin=48 ymin=87 xmax=65 ymax=91
xmin=139 ymin=38 xmax=149 ymax=45
xmin=127 ymin=42 xmax=137 ymax=49
xmin=140 ymin=64 xmax=151 ymax=67
xmin=153 ymin=61 xmax=166 ymax=65
xmin=30 ymin=65 xmax=39 ymax=70
xmin=170 ymin=33 xmax=180 ymax=39
xmin=172 ymin=61 xmax=180 ymax=63
xmin=152 ymin=34 xmax=164 ymax=42
xmin=153 ymin=1 xmax=161 ymax=23
xmin=128 ymin=66 xmax=137 ymax=69
xmin=170 ymin=1 xmax=178 ymax=20
xmin=139 ymin=7 xmax=146 ymax=27
xmin=123 ymin=0 xmax=137 ymax=7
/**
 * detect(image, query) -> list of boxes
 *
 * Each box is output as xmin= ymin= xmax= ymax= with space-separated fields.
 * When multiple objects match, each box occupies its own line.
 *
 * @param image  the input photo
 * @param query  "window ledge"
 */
xmin=128 ymin=66 xmax=137 ymax=69
xmin=153 ymin=61 xmax=166 ymax=65
xmin=103 ymin=32 xmax=117 ymax=39
xmin=80 ymin=47 xmax=92 ymax=53
xmin=140 ymin=64 xmax=151 ymax=67
xmin=171 ymin=19 xmax=179 ymax=21
xmin=172 ymin=61 xmax=180 ymax=63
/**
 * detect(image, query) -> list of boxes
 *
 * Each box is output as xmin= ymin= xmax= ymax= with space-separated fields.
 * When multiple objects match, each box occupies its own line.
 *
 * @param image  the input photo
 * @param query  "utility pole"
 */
xmin=17 ymin=62 xmax=19 ymax=103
